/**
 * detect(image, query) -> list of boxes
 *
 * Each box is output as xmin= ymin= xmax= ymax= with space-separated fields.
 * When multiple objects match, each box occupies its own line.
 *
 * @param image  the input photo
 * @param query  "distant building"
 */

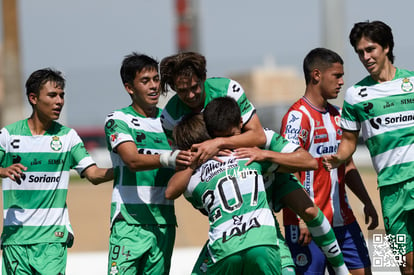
xmin=229 ymin=60 xmax=304 ymax=132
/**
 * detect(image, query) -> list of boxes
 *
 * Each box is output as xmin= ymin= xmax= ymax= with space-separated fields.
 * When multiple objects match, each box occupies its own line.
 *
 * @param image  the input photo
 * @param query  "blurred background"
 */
xmin=0 ymin=0 xmax=411 ymax=273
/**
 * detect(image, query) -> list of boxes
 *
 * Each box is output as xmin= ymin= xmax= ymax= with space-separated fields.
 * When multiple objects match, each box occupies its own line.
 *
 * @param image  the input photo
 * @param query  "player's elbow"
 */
xmin=309 ymin=158 xmax=318 ymax=170
xmin=165 ymin=188 xmax=180 ymax=200
xmin=257 ymin=131 xmax=267 ymax=147
xmin=83 ymin=166 xmax=113 ymax=185
xmin=84 ymin=173 xmax=103 ymax=185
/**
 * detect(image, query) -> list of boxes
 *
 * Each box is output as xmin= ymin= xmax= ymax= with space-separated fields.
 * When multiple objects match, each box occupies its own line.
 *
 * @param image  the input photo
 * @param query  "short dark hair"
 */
xmin=203 ymin=96 xmax=241 ymax=138
xmin=349 ymin=20 xmax=394 ymax=64
xmin=173 ymin=113 xmax=211 ymax=150
xmin=160 ymin=52 xmax=207 ymax=94
xmin=25 ymin=68 xmax=65 ymax=105
xmin=303 ymin=48 xmax=343 ymax=84
xmin=120 ymin=52 xmax=159 ymax=86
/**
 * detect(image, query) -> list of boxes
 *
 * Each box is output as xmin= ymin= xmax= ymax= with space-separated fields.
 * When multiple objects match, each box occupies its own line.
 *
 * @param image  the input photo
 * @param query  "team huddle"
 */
xmin=1 ymin=20 xmax=414 ymax=275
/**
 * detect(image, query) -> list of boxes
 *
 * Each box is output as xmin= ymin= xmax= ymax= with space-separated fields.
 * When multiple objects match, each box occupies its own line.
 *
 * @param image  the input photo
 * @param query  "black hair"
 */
xmin=303 ymin=48 xmax=343 ymax=85
xmin=349 ymin=20 xmax=394 ymax=64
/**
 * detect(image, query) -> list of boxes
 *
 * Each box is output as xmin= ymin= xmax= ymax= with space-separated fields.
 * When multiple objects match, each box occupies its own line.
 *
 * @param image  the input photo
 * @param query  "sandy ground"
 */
xmin=65 ymin=179 xmax=211 ymax=252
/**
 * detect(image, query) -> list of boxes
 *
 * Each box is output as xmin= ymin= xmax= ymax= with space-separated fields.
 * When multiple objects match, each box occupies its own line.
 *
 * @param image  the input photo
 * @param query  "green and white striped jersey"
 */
xmin=104 ymin=106 xmax=176 ymax=226
xmin=160 ymin=77 xmax=256 ymax=144
xmin=262 ymin=128 xmax=300 ymax=175
xmin=341 ymin=68 xmax=414 ymax=187
xmin=0 ymin=119 xmax=95 ymax=245
xmin=261 ymin=128 xmax=300 ymax=211
xmin=184 ymin=156 xmax=277 ymax=263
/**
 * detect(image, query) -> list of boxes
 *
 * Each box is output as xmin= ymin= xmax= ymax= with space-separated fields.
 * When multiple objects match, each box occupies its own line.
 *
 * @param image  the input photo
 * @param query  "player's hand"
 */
xmin=175 ymin=150 xmax=193 ymax=171
xmin=298 ymin=220 xmax=312 ymax=246
xmin=0 ymin=164 xmax=27 ymax=184
xmin=191 ymin=139 xmax=222 ymax=165
xmin=364 ymin=202 xmax=379 ymax=230
xmin=234 ymin=147 xmax=263 ymax=165
xmin=322 ymin=154 xmax=343 ymax=171
xmin=217 ymin=149 xmax=232 ymax=156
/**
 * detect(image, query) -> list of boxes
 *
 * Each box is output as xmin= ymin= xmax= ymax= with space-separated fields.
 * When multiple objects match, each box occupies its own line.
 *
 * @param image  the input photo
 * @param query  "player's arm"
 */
xmin=82 ymin=165 xmax=114 ymax=185
xmin=323 ymin=130 xmax=359 ymax=171
xmin=344 ymin=158 xmax=378 ymax=230
xmin=191 ymin=113 xmax=266 ymax=164
xmin=280 ymin=180 xmax=317 ymax=246
xmin=165 ymin=166 xmax=195 ymax=200
xmin=116 ymin=141 xmax=191 ymax=171
xmin=234 ymin=146 xmax=318 ymax=172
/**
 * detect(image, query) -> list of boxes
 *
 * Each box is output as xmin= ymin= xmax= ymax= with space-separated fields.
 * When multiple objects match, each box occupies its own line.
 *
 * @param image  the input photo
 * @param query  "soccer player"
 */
xmin=159 ymin=51 xmax=266 ymax=163
xmin=281 ymin=48 xmax=378 ymax=274
xmin=166 ymin=112 xmax=282 ymax=275
xmin=168 ymin=97 xmax=351 ymax=275
xmin=104 ymin=53 xmax=191 ymax=274
xmin=0 ymin=68 xmax=113 ymax=274
xmin=323 ymin=21 xmax=414 ymax=274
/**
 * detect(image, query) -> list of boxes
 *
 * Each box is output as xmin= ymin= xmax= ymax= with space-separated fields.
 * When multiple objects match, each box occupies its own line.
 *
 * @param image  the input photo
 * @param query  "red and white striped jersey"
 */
xmin=280 ymin=97 xmax=355 ymax=227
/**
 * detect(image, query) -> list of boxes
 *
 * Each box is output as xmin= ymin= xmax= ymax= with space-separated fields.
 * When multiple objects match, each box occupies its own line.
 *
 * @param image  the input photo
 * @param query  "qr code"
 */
xmin=369 ymin=230 xmax=406 ymax=271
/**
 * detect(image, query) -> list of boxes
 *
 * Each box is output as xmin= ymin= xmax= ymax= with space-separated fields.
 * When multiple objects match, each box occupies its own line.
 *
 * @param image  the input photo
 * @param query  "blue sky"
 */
xmin=11 ymin=0 xmax=414 ymax=127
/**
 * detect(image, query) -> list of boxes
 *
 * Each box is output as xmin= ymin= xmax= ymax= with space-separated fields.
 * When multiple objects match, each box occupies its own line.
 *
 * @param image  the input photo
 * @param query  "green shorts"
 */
xmin=108 ymin=221 xmax=176 ymax=275
xmin=192 ymin=219 xmax=292 ymax=275
xmin=207 ymin=245 xmax=281 ymax=275
xmin=275 ymin=218 xmax=295 ymax=274
xmin=380 ymin=178 xmax=414 ymax=254
xmin=271 ymin=172 xmax=303 ymax=212
xmin=2 ymin=242 xmax=67 ymax=275
xmin=191 ymin=241 xmax=209 ymax=275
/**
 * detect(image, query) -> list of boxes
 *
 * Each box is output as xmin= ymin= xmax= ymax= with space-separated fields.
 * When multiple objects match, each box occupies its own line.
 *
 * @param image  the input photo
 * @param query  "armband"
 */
xmin=160 ymin=150 xmax=180 ymax=169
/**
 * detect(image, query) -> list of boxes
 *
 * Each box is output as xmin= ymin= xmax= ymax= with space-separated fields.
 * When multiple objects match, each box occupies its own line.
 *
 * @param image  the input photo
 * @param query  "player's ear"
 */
xmin=383 ymin=45 xmax=390 ymax=57
xmin=124 ymin=83 xmax=134 ymax=96
xmin=311 ymin=68 xmax=321 ymax=83
xmin=28 ymin=92 xmax=38 ymax=105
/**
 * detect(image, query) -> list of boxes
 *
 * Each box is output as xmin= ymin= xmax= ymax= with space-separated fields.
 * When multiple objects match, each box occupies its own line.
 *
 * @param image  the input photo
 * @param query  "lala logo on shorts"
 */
xmin=222 ymin=215 xmax=261 ymax=243
xmin=50 ymin=136 xmax=62 ymax=151
xmin=401 ymin=78 xmax=413 ymax=92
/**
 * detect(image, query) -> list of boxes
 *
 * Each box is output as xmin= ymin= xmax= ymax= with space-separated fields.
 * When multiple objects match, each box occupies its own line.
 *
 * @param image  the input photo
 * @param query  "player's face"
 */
xmin=320 ymin=62 xmax=344 ymax=100
xmin=30 ymin=81 xmax=64 ymax=121
xmin=355 ymin=36 xmax=390 ymax=78
xmin=126 ymin=68 xmax=160 ymax=113
xmin=174 ymin=75 xmax=204 ymax=111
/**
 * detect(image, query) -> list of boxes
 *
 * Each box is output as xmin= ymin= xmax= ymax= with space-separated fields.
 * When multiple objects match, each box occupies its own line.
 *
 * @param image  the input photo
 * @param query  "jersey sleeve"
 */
xmin=184 ymin=177 xmax=203 ymax=210
xmin=280 ymin=109 xmax=311 ymax=149
xmin=160 ymin=108 xmax=175 ymax=146
xmin=225 ymin=79 xmax=256 ymax=127
xmin=68 ymin=129 xmax=96 ymax=175
xmin=0 ymin=128 xmax=8 ymax=167
xmin=104 ymin=111 xmax=135 ymax=152
xmin=340 ymin=86 xmax=361 ymax=131
xmin=264 ymin=128 xmax=300 ymax=153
